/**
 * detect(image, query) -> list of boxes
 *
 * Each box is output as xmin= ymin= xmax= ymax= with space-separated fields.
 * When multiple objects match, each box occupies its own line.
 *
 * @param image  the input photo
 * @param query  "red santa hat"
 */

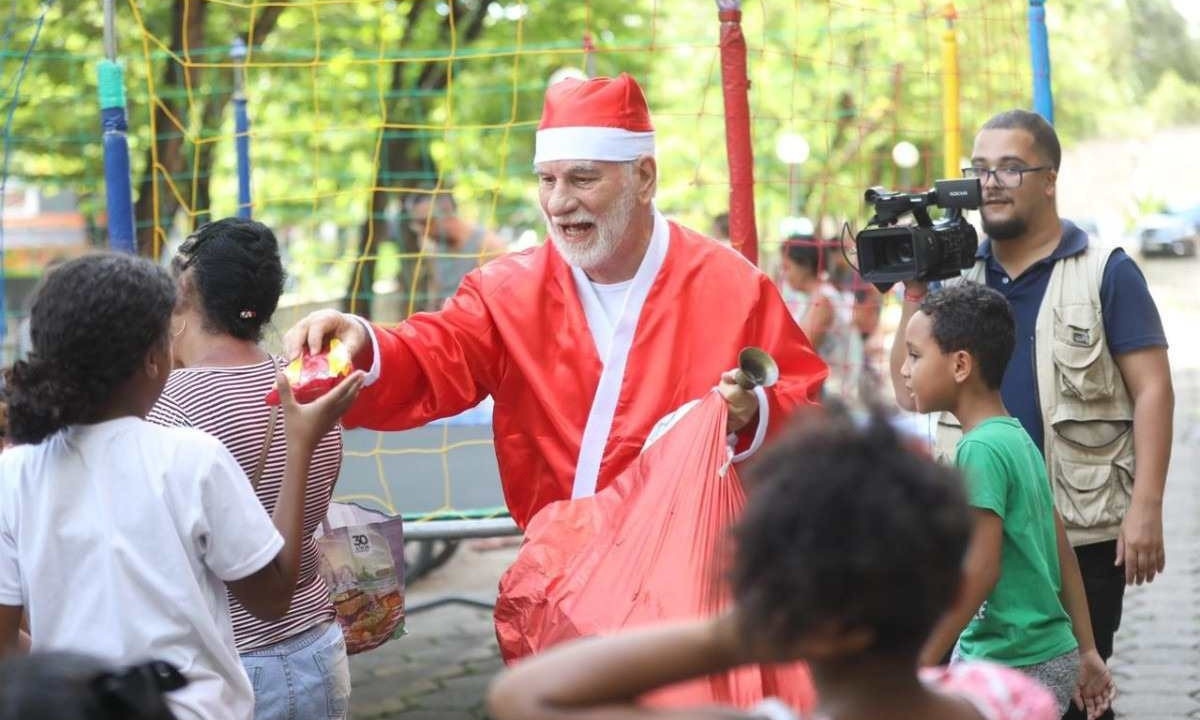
xmin=534 ymin=73 xmax=655 ymax=165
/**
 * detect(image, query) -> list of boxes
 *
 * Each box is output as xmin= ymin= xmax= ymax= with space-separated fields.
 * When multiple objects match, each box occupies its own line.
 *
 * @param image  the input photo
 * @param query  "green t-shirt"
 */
xmin=955 ymin=417 xmax=1077 ymax=666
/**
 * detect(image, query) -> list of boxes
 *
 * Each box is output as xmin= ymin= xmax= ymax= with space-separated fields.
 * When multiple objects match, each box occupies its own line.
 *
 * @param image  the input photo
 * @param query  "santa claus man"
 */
xmin=284 ymin=73 xmax=827 ymax=529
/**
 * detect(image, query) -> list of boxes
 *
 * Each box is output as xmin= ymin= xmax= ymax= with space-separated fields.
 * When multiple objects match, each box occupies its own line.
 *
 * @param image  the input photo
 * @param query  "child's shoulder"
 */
xmin=920 ymin=661 xmax=1059 ymax=720
xmin=126 ymin=419 xmax=226 ymax=459
xmin=959 ymin=418 xmax=1031 ymax=457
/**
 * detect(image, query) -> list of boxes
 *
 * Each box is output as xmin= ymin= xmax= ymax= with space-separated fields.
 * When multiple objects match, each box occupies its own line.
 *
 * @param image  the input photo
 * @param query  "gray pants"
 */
xmin=953 ymin=646 xmax=1080 ymax=714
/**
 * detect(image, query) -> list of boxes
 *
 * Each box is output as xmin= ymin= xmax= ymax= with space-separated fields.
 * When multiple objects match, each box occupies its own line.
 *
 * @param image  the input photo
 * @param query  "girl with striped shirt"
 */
xmin=149 ymin=218 xmax=350 ymax=720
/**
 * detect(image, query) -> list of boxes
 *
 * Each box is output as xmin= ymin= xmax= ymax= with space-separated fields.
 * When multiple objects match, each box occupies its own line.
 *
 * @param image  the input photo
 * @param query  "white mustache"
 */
xmin=551 ymin=215 xmax=596 ymax=226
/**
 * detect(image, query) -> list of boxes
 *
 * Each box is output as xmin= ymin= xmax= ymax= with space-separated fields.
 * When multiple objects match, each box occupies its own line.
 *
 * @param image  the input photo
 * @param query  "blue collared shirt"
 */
xmin=975 ymin=220 xmax=1167 ymax=452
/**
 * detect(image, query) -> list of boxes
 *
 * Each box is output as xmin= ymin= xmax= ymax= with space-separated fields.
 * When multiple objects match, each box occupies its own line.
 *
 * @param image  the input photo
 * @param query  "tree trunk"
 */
xmin=193 ymin=5 xmax=288 ymax=228
xmin=343 ymin=0 xmax=490 ymax=318
xmin=132 ymin=0 xmax=207 ymax=256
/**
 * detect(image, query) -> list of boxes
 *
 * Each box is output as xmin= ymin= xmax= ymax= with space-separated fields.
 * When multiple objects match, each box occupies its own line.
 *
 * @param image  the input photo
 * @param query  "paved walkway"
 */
xmin=349 ymin=544 xmax=513 ymax=720
xmin=351 ymin=350 xmax=1200 ymax=720
xmin=1109 ymin=366 xmax=1200 ymax=719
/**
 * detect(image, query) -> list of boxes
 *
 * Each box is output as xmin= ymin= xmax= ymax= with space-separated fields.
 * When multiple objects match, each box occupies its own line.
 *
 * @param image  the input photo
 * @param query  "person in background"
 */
xmin=711 ymin=211 xmax=732 ymax=248
xmin=148 ymin=218 xmax=351 ymax=720
xmin=406 ymin=190 xmax=507 ymax=311
xmin=779 ymin=235 xmax=862 ymax=400
xmin=487 ymin=405 xmax=1061 ymax=720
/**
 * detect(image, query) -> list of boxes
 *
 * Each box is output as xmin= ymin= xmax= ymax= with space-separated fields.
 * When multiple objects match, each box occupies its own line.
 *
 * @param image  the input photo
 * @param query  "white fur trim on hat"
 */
xmin=534 ymin=126 xmax=655 ymax=164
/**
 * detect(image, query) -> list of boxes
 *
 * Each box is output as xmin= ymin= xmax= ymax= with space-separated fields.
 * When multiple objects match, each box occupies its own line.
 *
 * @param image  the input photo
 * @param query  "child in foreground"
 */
xmin=901 ymin=283 xmax=1113 ymax=718
xmin=488 ymin=404 xmax=1061 ymax=720
xmin=0 ymin=253 xmax=363 ymax=720
xmin=0 ymin=651 xmax=185 ymax=720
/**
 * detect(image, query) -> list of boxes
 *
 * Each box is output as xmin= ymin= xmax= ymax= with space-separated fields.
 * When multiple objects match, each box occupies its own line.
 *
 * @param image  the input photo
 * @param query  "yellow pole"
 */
xmin=941 ymin=3 xmax=961 ymax=180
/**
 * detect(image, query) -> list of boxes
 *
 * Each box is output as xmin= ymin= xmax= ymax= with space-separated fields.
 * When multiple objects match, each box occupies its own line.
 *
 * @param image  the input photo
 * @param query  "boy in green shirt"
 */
xmin=900 ymin=283 xmax=1112 ymax=719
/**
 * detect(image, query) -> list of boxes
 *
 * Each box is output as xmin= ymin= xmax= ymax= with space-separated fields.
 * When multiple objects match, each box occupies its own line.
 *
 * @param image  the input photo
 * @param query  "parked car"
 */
xmin=1168 ymin=203 xmax=1200 ymax=233
xmin=1132 ymin=214 xmax=1197 ymax=257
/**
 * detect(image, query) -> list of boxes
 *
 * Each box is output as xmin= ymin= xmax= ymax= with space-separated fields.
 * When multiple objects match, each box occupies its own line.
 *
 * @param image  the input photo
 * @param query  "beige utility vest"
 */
xmin=935 ymin=244 xmax=1135 ymax=545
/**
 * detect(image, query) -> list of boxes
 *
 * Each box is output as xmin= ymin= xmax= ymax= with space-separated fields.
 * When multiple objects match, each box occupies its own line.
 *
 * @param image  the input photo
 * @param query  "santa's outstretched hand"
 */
xmin=717 ymin=370 xmax=758 ymax=433
xmin=284 ymin=309 xmax=370 ymax=366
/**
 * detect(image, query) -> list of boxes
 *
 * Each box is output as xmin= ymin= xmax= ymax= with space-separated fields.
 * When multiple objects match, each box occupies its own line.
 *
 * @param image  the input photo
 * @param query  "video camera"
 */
xmin=854 ymin=178 xmax=982 ymax=291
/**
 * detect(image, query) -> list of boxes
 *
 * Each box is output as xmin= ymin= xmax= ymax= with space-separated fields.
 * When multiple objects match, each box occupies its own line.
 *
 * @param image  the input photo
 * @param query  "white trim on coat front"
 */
xmin=570 ymin=210 xmax=669 ymax=498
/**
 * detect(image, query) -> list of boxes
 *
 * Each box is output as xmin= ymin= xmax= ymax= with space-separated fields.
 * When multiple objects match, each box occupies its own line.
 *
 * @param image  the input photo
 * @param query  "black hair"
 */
xmin=0 ymin=652 xmax=184 ymax=720
xmin=172 ymin=217 xmax=285 ymax=342
xmin=981 ymin=109 xmax=1062 ymax=171
xmin=919 ymin=283 xmax=1015 ymax=390
xmin=712 ymin=212 xmax=729 ymax=238
xmin=403 ymin=190 xmax=458 ymax=215
xmin=782 ymin=235 xmax=821 ymax=273
xmin=4 ymin=253 xmax=175 ymax=444
xmin=731 ymin=404 xmax=971 ymax=655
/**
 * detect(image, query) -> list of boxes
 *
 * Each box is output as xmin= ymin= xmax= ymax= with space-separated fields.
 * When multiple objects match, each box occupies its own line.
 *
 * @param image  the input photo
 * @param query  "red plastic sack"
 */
xmin=265 ymin=339 xmax=353 ymax=405
xmin=494 ymin=391 xmax=814 ymax=712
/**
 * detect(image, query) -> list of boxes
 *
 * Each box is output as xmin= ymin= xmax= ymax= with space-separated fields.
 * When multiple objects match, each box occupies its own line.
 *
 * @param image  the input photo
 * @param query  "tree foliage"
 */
xmin=3 ymin=1 xmax=1199 ymax=306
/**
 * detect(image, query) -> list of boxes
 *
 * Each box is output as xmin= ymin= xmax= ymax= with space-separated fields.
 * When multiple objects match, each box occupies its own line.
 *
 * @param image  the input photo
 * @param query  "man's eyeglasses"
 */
xmin=961 ymin=165 xmax=1051 ymax=188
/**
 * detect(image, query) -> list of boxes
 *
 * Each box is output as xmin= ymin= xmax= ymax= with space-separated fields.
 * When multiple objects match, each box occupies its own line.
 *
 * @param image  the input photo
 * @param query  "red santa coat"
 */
xmin=343 ymin=218 xmax=827 ymax=529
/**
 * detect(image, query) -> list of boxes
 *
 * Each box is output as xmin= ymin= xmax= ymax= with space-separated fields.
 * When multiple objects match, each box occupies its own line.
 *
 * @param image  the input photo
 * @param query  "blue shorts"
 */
xmin=240 ymin=620 xmax=351 ymax=720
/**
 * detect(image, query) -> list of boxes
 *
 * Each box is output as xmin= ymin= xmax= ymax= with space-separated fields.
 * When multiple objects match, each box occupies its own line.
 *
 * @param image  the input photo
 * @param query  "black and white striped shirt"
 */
xmin=148 ymin=359 xmax=343 ymax=652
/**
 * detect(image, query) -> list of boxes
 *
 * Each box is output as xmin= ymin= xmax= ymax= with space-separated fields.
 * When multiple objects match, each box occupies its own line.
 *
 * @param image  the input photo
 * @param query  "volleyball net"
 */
xmin=2 ymin=0 xmax=1034 ymax=524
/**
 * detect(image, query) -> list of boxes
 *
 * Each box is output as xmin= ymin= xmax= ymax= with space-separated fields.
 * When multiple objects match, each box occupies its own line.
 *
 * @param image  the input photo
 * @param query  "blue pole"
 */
xmin=232 ymin=37 xmax=252 ymax=219
xmin=1028 ymin=0 xmax=1054 ymax=124
xmin=100 ymin=0 xmax=135 ymax=253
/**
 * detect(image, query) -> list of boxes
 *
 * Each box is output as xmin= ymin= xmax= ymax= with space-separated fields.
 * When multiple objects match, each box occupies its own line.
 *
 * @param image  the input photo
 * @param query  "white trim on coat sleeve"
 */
xmin=349 ymin=314 xmax=382 ymax=387
xmin=731 ymin=385 xmax=769 ymax=463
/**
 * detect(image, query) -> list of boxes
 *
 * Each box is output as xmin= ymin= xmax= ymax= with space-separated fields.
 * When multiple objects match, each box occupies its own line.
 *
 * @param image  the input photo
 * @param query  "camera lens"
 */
xmin=889 ymin=237 xmax=914 ymax=264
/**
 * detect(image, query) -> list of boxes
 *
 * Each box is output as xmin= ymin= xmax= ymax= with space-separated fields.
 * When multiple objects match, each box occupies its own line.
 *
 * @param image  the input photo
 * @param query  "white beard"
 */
xmin=543 ymin=187 xmax=637 ymax=272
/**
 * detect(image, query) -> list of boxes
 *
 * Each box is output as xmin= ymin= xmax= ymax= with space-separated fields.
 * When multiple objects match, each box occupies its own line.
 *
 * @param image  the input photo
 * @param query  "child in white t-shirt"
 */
xmin=0 ymin=253 xmax=363 ymax=720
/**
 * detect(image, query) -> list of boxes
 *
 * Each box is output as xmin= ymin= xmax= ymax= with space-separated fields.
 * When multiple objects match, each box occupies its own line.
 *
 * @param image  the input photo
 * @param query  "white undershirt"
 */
xmin=588 ymin=278 xmax=634 ymax=331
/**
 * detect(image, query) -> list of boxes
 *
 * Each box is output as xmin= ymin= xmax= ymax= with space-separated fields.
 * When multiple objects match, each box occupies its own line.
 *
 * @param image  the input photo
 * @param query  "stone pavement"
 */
xmin=350 ymin=376 xmax=1200 ymax=720
xmin=349 ymin=544 xmax=514 ymax=720
xmin=1109 ymin=366 xmax=1200 ymax=719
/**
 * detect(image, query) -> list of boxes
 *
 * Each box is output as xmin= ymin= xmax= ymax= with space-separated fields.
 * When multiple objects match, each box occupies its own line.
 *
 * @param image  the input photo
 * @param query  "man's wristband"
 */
xmin=903 ymin=287 xmax=927 ymax=304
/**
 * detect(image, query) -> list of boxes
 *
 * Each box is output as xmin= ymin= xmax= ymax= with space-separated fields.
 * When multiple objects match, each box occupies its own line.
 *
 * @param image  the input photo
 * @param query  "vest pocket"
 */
xmin=1051 ymin=303 xmax=1113 ymax=401
xmin=1050 ymin=419 xmax=1133 ymax=530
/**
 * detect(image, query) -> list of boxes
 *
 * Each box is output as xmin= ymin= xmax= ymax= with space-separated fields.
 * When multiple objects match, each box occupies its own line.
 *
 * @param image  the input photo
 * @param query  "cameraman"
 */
xmin=888 ymin=109 xmax=1172 ymax=720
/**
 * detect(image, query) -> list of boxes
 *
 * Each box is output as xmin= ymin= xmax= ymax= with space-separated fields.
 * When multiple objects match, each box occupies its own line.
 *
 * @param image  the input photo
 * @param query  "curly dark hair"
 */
xmin=4 ymin=253 xmax=175 ymax=444
xmin=172 ymin=217 xmax=285 ymax=342
xmin=731 ymin=404 xmax=971 ymax=655
xmin=0 ymin=652 xmax=183 ymax=720
xmin=919 ymin=283 xmax=1015 ymax=390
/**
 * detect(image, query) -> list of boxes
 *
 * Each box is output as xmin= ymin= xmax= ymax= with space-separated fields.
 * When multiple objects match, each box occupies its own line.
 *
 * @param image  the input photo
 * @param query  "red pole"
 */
xmin=716 ymin=0 xmax=759 ymax=266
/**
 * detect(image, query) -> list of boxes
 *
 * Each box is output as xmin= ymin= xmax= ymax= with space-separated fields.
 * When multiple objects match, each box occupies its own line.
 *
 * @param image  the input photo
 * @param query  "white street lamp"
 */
xmin=775 ymin=132 xmax=810 ymax=216
xmin=891 ymin=140 xmax=920 ymax=169
xmin=776 ymin=132 xmax=810 ymax=166
xmin=892 ymin=140 xmax=920 ymax=190
xmin=548 ymin=66 xmax=587 ymax=87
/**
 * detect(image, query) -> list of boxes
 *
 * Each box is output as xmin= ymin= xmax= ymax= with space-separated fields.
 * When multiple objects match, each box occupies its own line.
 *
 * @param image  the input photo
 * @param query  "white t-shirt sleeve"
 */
xmin=0 ymin=480 xmax=22 ymax=606
xmin=196 ymin=440 xmax=284 ymax=582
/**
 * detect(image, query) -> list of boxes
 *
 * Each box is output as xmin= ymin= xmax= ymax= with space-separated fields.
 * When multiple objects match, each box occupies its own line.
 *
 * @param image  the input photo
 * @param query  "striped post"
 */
xmin=1028 ymin=0 xmax=1055 ymax=123
xmin=99 ymin=0 xmax=136 ymax=253
xmin=941 ymin=4 xmax=962 ymax=180
xmin=716 ymin=0 xmax=759 ymax=266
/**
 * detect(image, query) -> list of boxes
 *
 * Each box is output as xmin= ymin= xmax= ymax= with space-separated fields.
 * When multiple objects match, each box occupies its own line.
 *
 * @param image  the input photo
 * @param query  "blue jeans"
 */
xmin=241 ymin=620 xmax=351 ymax=720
